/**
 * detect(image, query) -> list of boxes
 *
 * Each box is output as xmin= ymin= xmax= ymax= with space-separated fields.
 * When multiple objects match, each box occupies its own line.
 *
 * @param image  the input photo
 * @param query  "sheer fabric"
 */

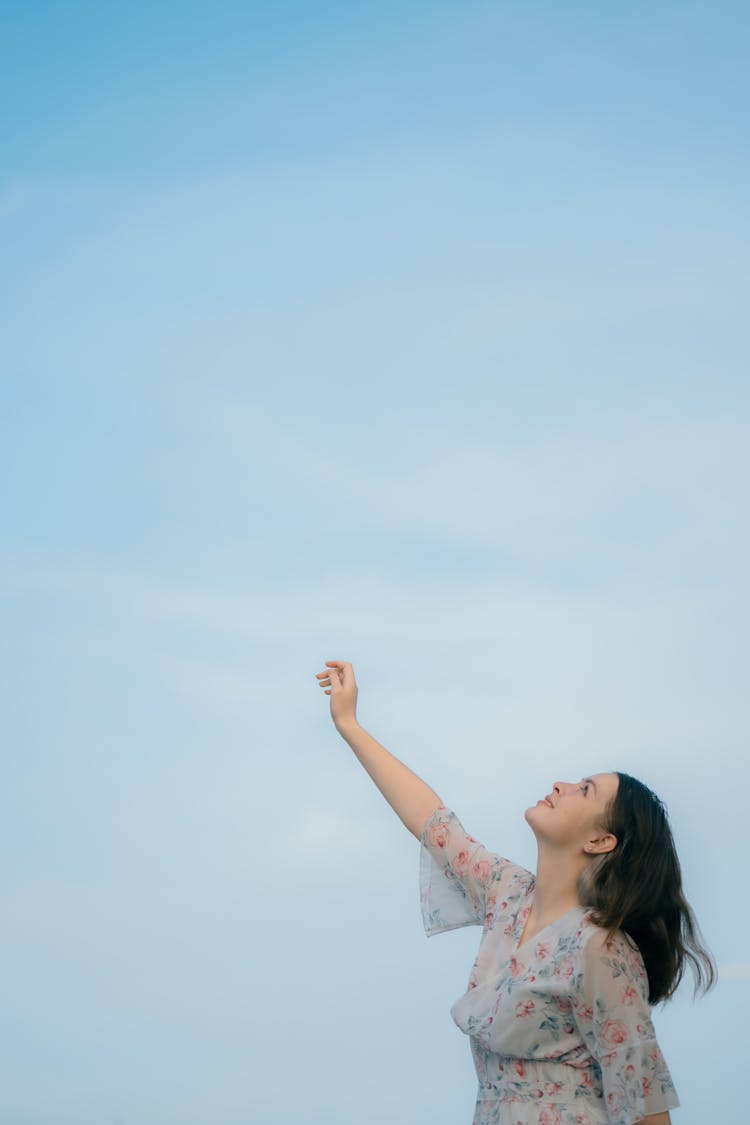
xmin=420 ymin=804 xmax=680 ymax=1125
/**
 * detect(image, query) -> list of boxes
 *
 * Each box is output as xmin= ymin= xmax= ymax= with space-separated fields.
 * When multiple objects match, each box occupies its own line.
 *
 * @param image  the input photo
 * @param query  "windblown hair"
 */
xmin=577 ymin=771 xmax=717 ymax=1004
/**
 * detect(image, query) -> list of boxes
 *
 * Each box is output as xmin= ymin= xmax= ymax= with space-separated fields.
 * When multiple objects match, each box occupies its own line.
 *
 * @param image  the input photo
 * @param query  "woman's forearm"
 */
xmin=336 ymin=720 xmax=442 ymax=839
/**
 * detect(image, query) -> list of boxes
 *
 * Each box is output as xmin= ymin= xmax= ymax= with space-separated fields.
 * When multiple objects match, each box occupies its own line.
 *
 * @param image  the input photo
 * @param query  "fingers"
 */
xmin=315 ymin=661 xmax=353 ymax=693
xmin=316 ymin=661 xmax=351 ymax=677
xmin=315 ymin=666 xmax=341 ymax=690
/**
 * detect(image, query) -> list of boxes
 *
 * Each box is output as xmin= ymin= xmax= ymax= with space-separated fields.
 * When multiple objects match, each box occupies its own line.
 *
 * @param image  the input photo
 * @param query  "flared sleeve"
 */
xmin=419 ymin=804 xmax=519 ymax=937
xmin=571 ymin=927 xmax=680 ymax=1125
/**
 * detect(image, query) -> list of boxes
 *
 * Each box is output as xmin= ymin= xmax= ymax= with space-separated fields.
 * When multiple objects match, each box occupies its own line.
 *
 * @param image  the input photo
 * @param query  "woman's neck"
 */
xmin=531 ymin=843 xmax=587 ymax=922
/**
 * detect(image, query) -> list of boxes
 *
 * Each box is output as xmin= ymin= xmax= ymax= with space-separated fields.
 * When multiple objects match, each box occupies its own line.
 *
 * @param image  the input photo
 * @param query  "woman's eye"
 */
xmin=582 ymin=784 xmax=589 ymax=795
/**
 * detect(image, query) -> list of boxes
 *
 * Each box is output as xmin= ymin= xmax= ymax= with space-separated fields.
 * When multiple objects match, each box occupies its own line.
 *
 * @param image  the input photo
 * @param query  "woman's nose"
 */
xmin=553 ymin=781 xmax=576 ymax=798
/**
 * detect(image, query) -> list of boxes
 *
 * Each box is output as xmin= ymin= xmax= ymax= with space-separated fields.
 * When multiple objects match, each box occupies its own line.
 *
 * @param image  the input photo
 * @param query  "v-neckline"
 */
xmin=513 ymin=883 xmax=584 ymax=952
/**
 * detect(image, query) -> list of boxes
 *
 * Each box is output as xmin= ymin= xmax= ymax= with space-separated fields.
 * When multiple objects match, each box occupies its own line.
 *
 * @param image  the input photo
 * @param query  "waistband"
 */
xmin=475 ymin=1056 xmax=603 ymax=1103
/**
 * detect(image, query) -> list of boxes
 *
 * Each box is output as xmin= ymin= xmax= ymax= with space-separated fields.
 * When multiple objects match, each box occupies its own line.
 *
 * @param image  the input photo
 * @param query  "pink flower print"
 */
xmin=649 ymin=1046 xmax=662 ymax=1064
xmin=643 ymin=1076 xmax=652 ymax=1097
xmin=486 ymin=912 xmax=495 ymax=927
xmin=606 ymin=1089 xmax=624 ymax=1113
xmin=515 ymin=999 xmax=536 ymax=1018
xmin=553 ymin=956 xmax=575 ymax=980
xmin=508 ymin=957 xmax=524 ymax=979
xmin=473 ymin=857 xmax=492 ymax=885
xmin=429 ymin=823 xmax=449 ymax=849
xmin=538 ymin=1106 xmax=562 ymax=1125
xmin=454 ymin=847 xmax=470 ymax=874
xmin=600 ymin=1019 xmax=629 ymax=1047
xmin=513 ymin=1059 xmax=526 ymax=1078
xmin=535 ymin=941 xmax=550 ymax=960
xmin=544 ymin=1081 xmax=564 ymax=1096
xmin=579 ymin=1070 xmax=594 ymax=1089
xmin=620 ymin=984 xmax=639 ymax=1006
xmin=577 ymin=1002 xmax=594 ymax=1021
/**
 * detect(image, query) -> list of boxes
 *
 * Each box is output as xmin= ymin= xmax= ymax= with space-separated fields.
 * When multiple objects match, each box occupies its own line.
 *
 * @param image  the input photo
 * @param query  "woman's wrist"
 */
xmin=335 ymin=717 xmax=361 ymax=738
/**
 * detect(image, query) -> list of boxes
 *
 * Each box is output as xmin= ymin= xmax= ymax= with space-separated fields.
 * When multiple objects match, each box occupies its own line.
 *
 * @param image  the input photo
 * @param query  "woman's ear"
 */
xmin=583 ymin=833 xmax=617 ymax=856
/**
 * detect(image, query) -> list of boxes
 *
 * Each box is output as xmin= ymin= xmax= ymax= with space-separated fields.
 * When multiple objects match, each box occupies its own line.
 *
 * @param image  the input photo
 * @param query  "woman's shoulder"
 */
xmin=422 ymin=804 xmax=534 ymax=883
xmin=577 ymin=915 xmax=649 ymax=981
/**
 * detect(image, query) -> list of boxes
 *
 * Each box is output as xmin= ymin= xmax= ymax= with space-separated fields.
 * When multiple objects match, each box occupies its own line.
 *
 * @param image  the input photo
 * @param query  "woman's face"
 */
xmin=525 ymin=771 xmax=620 ymax=853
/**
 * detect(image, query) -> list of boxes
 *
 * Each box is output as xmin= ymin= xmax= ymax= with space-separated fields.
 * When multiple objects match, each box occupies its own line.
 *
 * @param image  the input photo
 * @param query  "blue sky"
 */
xmin=2 ymin=2 xmax=747 ymax=1123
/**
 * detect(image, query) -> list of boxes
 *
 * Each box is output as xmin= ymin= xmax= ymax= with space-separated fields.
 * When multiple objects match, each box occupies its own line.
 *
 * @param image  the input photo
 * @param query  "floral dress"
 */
xmin=419 ymin=805 xmax=680 ymax=1125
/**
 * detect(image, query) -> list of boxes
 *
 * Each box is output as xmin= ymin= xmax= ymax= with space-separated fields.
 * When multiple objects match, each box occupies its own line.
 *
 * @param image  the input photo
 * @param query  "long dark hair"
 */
xmin=577 ymin=771 xmax=717 ymax=1004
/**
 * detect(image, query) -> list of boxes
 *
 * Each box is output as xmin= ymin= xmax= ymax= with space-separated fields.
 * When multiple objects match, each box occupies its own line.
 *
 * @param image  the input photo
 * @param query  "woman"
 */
xmin=315 ymin=660 xmax=716 ymax=1125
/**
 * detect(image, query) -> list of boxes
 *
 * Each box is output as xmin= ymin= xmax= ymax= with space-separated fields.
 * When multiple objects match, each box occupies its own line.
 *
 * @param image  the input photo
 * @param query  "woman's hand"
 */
xmin=315 ymin=660 xmax=359 ymax=731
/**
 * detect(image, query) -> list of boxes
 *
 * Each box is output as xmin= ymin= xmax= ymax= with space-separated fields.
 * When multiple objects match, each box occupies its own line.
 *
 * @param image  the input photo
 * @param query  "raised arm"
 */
xmin=315 ymin=660 xmax=442 ymax=839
